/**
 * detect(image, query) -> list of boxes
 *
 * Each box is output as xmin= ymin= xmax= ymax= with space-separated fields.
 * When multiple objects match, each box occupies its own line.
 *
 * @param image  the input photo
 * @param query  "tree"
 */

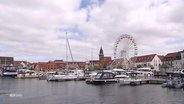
xmin=160 ymin=63 xmax=172 ymax=74
xmin=116 ymin=64 xmax=123 ymax=69
xmin=136 ymin=64 xmax=142 ymax=68
xmin=160 ymin=63 xmax=171 ymax=69
xmin=29 ymin=67 xmax=34 ymax=70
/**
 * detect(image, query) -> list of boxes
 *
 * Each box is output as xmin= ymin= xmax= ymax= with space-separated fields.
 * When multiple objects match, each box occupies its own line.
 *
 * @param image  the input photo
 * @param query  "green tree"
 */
xmin=160 ymin=63 xmax=171 ymax=68
xmin=116 ymin=64 xmax=123 ymax=69
xmin=29 ymin=67 xmax=34 ymax=70
xmin=160 ymin=63 xmax=172 ymax=74
xmin=136 ymin=64 xmax=142 ymax=68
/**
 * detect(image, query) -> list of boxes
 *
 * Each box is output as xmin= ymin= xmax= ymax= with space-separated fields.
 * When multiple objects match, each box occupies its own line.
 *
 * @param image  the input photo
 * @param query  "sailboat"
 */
xmin=47 ymin=32 xmax=85 ymax=81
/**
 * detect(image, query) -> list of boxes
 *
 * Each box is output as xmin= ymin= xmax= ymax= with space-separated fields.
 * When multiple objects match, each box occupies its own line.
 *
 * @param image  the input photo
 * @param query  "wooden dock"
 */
xmin=139 ymin=79 xmax=165 ymax=85
xmin=119 ymin=78 xmax=165 ymax=86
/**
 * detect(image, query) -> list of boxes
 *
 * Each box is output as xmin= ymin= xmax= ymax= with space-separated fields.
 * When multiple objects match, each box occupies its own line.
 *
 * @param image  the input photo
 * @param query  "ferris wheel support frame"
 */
xmin=112 ymin=34 xmax=138 ymax=69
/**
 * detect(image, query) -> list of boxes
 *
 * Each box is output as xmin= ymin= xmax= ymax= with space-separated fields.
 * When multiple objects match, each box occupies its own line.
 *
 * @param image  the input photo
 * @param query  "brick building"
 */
xmin=0 ymin=56 xmax=14 ymax=67
xmin=88 ymin=47 xmax=112 ymax=70
xmin=32 ymin=47 xmax=112 ymax=71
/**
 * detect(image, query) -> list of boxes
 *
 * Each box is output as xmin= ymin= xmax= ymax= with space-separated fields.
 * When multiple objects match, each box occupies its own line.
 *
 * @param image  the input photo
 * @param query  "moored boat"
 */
xmin=118 ymin=71 xmax=142 ymax=86
xmin=86 ymin=72 xmax=117 ymax=85
xmin=119 ymin=78 xmax=142 ymax=86
xmin=161 ymin=73 xmax=184 ymax=88
xmin=1 ymin=66 xmax=18 ymax=78
xmin=47 ymin=69 xmax=85 ymax=81
xmin=112 ymin=68 xmax=129 ymax=81
xmin=135 ymin=67 xmax=154 ymax=79
xmin=17 ymin=69 xmax=38 ymax=78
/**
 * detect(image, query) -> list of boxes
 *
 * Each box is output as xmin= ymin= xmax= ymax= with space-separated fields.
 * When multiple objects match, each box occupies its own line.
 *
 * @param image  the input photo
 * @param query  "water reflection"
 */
xmin=0 ymin=78 xmax=184 ymax=104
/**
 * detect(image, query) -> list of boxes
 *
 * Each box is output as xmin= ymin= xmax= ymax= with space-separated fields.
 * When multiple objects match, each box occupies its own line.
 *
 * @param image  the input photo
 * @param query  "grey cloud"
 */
xmin=0 ymin=0 xmax=184 ymax=62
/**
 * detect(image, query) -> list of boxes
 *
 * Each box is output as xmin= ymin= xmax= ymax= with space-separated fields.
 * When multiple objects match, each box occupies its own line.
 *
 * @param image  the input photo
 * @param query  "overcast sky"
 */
xmin=0 ymin=0 xmax=184 ymax=62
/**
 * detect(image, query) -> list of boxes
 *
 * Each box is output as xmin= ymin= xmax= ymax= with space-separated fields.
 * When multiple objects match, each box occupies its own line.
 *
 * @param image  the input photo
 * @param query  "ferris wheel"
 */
xmin=113 ymin=34 xmax=138 ymax=69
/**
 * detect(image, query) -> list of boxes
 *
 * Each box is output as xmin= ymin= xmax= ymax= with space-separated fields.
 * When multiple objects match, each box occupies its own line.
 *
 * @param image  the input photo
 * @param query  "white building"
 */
xmin=164 ymin=50 xmax=184 ymax=70
xmin=181 ymin=50 xmax=184 ymax=68
xmin=172 ymin=50 xmax=184 ymax=69
xmin=133 ymin=54 xmax=163 ymax=71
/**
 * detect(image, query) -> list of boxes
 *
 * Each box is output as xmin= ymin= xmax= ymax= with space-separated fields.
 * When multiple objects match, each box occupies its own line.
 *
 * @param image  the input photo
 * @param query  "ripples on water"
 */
xmin=0 ymin=78 xmax=184 ymax=104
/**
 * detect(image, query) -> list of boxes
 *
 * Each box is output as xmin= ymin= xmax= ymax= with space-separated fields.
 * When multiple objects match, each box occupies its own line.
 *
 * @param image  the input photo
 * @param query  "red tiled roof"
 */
xmin=158 ymin=55 xmax=165 ymax=61
xmin=165 ymin=52 xmax=177 ymax=57
xmin=132 ymin=54 xmax=156 ymax=63
xmin=14 ymin=61 xmax=30 ymax=66
xmin=164 ymin=52 xmax=178 ymax=61
xmin=54 ymin=60 xmax=64 ymax=63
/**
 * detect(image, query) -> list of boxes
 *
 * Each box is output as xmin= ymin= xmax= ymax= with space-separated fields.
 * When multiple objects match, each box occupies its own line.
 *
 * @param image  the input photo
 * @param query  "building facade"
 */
xmin=164 ymin=50 xmax=184 ymax=69
xmin=133 ymin=54 xmax=163 ymax=71
xmin=31 ymin=47 xmax=113 ymax=71
xmin=0 ymin=56 xmax=14 ymax=67
xmin=14 ymin=61 xmax=31 ymax=69
xmin=98 ymin=47 xmax=112 ymax=69
xmin=181 ymin=51 xmax=184 ymax=68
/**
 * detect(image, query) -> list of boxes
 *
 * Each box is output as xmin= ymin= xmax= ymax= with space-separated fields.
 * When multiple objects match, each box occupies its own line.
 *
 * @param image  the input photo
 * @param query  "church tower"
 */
xmin=99 ymin=47 xmax=104 ymax=63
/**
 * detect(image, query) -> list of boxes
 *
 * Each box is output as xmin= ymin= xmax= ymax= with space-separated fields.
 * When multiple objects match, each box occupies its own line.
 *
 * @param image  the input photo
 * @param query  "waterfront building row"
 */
xmin=163 ymin=50 xmax=184 ymax=69
xmin=0 ymin=56 xmax=14 ymax=67
xmin=132 ymin=54 xmax=164 ymax=71
xmin=1 ymin=49 xmax=184 ymax=72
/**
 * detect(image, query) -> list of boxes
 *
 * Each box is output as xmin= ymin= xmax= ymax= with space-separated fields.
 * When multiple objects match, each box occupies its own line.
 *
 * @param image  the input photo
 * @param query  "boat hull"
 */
xmin=2 ymin=73 xmax=17 ymax=78
xmin=2 ymin=72 xmax=18 ymax=78
xmin=86 ymin=79 xmax=117 ymax=85
xmin=119 ymin=79 xmax=141 ymax=86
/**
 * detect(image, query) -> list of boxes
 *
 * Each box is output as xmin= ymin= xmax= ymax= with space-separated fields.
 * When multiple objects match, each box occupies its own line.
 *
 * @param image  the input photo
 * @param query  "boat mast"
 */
xmin=66 ymin=32 xmax=68 ymax=69
xmin=66 ymin=32 xmax=74 ymax=62
xmin=91 ymin=48 xmax=93 ymax=67
xmin=66 ymin=32 xmax=74 ymax=69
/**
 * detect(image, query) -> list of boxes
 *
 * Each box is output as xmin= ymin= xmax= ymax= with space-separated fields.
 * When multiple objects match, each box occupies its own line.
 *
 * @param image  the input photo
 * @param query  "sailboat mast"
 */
xmin=66 ymin=32 xmax=68 ymax=61
xmin=66 ymin=32 xmax=74 ymax=62
xmin=66 ymin=32 xmax=75 ymax=69
xmin=66 ymin=32 xmax=68 ymax=69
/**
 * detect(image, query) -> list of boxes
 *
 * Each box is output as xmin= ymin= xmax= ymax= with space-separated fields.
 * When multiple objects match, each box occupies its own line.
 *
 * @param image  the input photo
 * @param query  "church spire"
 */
xmin=99 ymin=47 xmax=104 ymax=62
xmin=99 ymin=46 xmax=103 ymax=55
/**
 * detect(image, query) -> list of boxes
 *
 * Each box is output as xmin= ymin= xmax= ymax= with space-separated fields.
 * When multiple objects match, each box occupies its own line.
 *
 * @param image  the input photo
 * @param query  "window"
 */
xmin=101 ymin=73 xmax=114 ymax=79
xmin=102 ymin=74 xmax=108 ymax=79
xmin=95 ymin=73 xmax=102 ymax=79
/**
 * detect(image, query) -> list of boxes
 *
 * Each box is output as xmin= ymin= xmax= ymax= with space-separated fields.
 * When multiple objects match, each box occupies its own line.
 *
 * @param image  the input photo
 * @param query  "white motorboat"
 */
xmin=119 ymin=77 xmax=142 ymax=86
xmin=2 ymin=66 xmax=18 ymax=78
xmin=47 ymin=74 xmax=77 ymax=81
xmin=18 ymin=69 xmax=38 ymax=78
xmin=47 ymin=69 xmax=85 ymax=81
xmin=113 ymin=68 xmax=129 ymax=80
xmin=136 ymin=68 xmax=154 ymax=79
xmin=161 ymin=74 xmax=184 ymax=88
xmin=86 ymin=72 xmax=117 ymax=85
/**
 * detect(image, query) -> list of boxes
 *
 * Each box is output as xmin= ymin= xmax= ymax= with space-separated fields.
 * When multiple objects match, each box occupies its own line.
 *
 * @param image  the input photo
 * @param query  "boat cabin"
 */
xmin=95 ymin=72 xmax=115 ymax=79
xmin=2 ymin=66 xmax=18 ymax=77
xmin=86 ymin=72 xmax=117 ymax=85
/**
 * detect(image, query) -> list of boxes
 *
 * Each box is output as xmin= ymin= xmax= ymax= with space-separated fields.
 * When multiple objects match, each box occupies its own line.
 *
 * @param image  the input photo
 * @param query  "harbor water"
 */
xmin=0 ymin=78 xmax=184 ymax=104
